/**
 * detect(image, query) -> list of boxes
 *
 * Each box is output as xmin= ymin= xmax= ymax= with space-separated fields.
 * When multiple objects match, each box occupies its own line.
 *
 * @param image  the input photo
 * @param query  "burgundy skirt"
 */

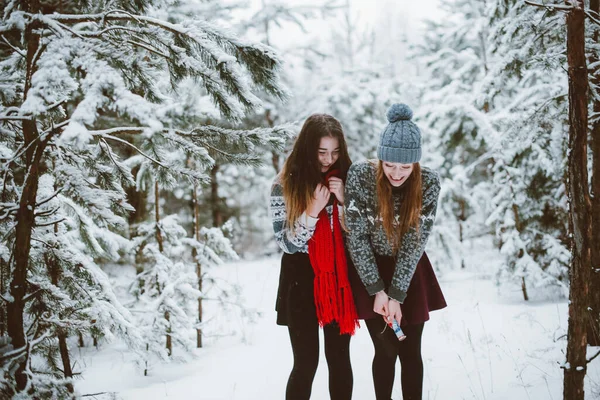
xmin=348 ymin=252 xmax=447 ymax=326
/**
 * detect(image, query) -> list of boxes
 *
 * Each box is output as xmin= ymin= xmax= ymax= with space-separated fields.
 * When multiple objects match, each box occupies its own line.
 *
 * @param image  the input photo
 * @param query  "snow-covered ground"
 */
xmin=76 ymin=256 xmax=600 ymax=399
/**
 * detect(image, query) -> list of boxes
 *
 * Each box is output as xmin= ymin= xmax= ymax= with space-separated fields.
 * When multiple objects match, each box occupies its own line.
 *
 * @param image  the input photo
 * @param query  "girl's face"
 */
xmin=382 ymin=162 xmax=414 ymax=187
xmin=318 ymin=136 xmax=340 ymax=173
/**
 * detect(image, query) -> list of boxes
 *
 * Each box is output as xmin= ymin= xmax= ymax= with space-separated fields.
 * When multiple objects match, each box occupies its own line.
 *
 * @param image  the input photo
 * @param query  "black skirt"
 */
xmin=275 ymin=252 xmax=318 ymax=327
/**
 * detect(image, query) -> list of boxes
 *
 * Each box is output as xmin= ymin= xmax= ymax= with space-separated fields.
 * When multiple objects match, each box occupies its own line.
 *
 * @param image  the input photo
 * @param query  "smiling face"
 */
xmin=318 ymin=136 xmax=340 ymax=173
xmin=381 ymin=161 xmax=414 ymax=187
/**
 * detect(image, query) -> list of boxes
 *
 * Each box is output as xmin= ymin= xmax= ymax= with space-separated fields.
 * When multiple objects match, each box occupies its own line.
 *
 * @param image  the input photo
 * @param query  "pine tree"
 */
xmin=182 ymin=0 xmax=339 ymax=257
xmin=486 ymin=0 xmax=571 ymax=299
xmin=0 ymin=0 xmax=288 ymax=395
xmin=522 ymin=0 xmax=599 ymax=398
xmin=127 ymin=120 xmax=294 ymax=354
xmin=412 ymin=0 xmax=495 ymax=270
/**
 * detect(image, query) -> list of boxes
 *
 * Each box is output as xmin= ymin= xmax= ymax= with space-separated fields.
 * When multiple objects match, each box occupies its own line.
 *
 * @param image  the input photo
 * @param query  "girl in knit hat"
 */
xmin=270 ymin=114 xmax=359 ymax=400
xmin=345 ymin=103 xmax=447 ymax=400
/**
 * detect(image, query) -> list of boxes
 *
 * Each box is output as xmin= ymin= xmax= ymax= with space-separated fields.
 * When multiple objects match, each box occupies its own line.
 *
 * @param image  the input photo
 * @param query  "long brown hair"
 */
xmin=375 ymin=160 xmax=422 ymax=253
xmin=280 ymin=114 xmax=351 ymax=230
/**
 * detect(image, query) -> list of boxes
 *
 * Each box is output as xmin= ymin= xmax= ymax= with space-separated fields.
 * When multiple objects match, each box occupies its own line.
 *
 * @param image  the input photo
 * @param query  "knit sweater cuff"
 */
xmin=365 ymin=279 xmax=386 ymax=296
xmin=387 ymin=286 xmax=407 ymax=304
xmin=298 ymin=211 xmax=319 ymax=229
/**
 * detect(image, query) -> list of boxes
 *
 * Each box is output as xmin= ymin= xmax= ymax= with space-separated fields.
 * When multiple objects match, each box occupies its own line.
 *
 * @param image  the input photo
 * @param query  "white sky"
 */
xmin=247 ymin=0 xmax=444 ymax=50
xmin=351 ymin=0 xmax=443 ymax=32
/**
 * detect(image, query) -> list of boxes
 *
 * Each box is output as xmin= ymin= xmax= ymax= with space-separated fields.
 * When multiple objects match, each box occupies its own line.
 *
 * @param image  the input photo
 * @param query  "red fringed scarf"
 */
xmin=308 ymin=170 xmax=359 ymax=335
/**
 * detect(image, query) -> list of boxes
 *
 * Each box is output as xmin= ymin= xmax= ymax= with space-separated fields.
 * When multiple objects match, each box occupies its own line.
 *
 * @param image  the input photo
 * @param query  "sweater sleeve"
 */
xmin=388 ymin=171 xmax=441 ymax=303
xmin=270 ymin=181 xmax=318 ymax=254
xmin=344 ymin=163 xmax=385 ymax=295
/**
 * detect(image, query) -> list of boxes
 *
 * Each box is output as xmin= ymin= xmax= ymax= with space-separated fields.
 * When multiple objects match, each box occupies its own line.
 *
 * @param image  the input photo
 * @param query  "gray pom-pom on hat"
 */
xmin=377 ymin=103 xmax=422 ymax=164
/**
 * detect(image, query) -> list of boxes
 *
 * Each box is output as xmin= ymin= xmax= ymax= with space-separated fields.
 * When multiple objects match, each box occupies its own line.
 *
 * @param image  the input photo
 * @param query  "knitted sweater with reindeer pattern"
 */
xmin=344 ymin=160 xmax=440 ymax=304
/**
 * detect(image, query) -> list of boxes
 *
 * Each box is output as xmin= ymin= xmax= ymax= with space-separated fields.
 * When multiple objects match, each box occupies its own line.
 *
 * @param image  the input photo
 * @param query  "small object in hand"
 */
xmin=388 ymin=318 xmax=407 ymax=341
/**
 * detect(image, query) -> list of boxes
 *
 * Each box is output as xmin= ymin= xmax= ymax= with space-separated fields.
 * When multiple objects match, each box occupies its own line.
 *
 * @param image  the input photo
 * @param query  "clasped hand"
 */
xmin=374 ymin=291 xmax=402 ymax=325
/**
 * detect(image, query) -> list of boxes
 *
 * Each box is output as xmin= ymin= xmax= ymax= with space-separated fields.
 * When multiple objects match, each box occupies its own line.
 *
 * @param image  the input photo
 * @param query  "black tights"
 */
xmin=365 ymin=318 xmax=425 ymax=400
xmin=286 ymin=322 xmax=352 ymax=400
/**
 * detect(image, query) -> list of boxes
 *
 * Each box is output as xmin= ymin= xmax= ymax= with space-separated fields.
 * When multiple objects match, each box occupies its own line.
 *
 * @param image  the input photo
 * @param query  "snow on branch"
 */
xmin=0 ymin=293 xmax=12 ymax=303
xmin=0 ymin=331 xmax=51 ymax=363
xmin=82 ymin=122 xmax=294 ymax=168
xmin=0 ymin=34 xmax=24 ymax=57
xmin=0 ymin=9 xmax=288 ymax=122
xmin=585 ymin=10 xmax=600 ymax=26
xmin=87 ymin=127 xmax=147 ymax=136
xmin=77 ymin=25 xmax=144 ymax=37
xmin=0 ymin=115 xmax=31 ymax=121
xmin=93 ymin=133 xmax=208 ymax=184
xmin=524 ymin=1 xmax=574 ymax=11
xmin=42 ymin=10 xmax=288 ymax=102
xmin=524 ymin=0 xmax=600 ymax=26
xmin=96 ymin=134 xmax=170 ymax=170
xmin=174 ymin=122 xmax=296 ymax=151
xmin=189 ymin=139 xmax=262 ymax=166
xmin=126 ymin=39 xmax=169 ymax=58
xmin=589 ymin=349 xmax=600 ymax=364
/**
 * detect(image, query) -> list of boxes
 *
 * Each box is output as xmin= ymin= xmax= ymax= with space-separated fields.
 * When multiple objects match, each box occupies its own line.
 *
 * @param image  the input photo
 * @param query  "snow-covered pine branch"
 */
xmin=1 ymin=1 xmax=289 ymax=395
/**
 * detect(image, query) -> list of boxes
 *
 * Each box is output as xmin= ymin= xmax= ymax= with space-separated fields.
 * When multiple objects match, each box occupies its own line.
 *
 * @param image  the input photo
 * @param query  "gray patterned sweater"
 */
xmin=344 ymin=160 xmax=440 ymax=303
xmin=270 ymin=179 xmax=343 ymax=254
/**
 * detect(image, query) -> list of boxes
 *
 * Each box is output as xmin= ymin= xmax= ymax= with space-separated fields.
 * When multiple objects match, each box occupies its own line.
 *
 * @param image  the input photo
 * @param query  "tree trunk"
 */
xmin=261 ymin=3 xmax=281 ymax=174
xmin=154 ymin=181 xmax=164 ymax=253
xmin=563 ymin=4 xmax=592 ymax=400
xmin=127 ymin=183 xmax=148 ymax=232
xmin=57 ymin=336 xmax=74 ymax=392
xmin=0 ymin=257 xmax=6 ymax=337
xmin=123 ymin=140 xmax=149 ymax=275
xmin=154 ymin=181 xmax=170 ymax=356
xmin=0 ymin=165 xmax=9 ymax=337
xmin=587 ymin=0 xmax=600 ymax=347
xmin=459 ymin=198 xmax=466 ymax=269
xmin=511 ymin=197 xmax=528 ymax=301
xmin=48 ymin=225 xmax=73 ymax=393
xmin=191 ymin=182 xmax=203 ymax=348
xmin=521 ymin=276 xmax=529 ymax=302
xmin=210 ymin=164 xmax=222 ymax=227
xmin=7 ymin=2 xmax=44 ymax=391
xmin=131 ymin=184 xmax=148 ymax=275
xmin=505 ymin=167 xmax=529 ymax=302
xmin=265 ymin=109 xmax=281 ymax=173
xmin=165 ymin=311 xmax=171 ymax=356
xmin=125 ymin=138 xmax=149 ymax=233
xmin=144 ymin=343 xmax=149 ymax=377
xmin=124 ymin=138 xmax=149 ymax=235
xmin=9 ymin=140 xmax=47 ymax=391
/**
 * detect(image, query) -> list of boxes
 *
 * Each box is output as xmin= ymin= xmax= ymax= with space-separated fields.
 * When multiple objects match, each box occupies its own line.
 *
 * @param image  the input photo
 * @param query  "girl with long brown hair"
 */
xmin=269 ymin=114 xmax=359 ymax=400
xmin=345 ymin=104 xmax=447 ymax=400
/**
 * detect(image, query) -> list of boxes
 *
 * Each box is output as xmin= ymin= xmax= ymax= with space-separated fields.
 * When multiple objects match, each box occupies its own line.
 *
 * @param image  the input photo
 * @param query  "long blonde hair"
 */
xmin=375 ymin=160 xmax=422 ymax=252
xmin=280 ymin=114 xmax=351 ymax=230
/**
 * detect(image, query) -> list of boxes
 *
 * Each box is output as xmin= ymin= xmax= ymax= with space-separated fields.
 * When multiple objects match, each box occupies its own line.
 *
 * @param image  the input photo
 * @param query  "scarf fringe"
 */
xmin=338 ymin=287 xmax=360 ymax=335
xmin=314 ymin=273 xmax=338 ymax=324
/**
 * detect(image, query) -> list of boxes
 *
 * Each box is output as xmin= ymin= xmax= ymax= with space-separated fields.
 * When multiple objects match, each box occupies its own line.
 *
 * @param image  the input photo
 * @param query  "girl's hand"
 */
xmin=328 ymin=177 xmax=344 ymax=205
xmin=307 ymin=183 xmax=330 ymax=217
xmin=386 ymin=298 xmax=403 ymax=326
xmin=373 ymin=291 xmax=389 ymax=316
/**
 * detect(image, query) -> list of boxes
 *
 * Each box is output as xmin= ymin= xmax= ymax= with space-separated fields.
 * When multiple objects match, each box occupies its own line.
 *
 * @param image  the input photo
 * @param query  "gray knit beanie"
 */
xmin=377 ymin=103 xmax=422 ymax=164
